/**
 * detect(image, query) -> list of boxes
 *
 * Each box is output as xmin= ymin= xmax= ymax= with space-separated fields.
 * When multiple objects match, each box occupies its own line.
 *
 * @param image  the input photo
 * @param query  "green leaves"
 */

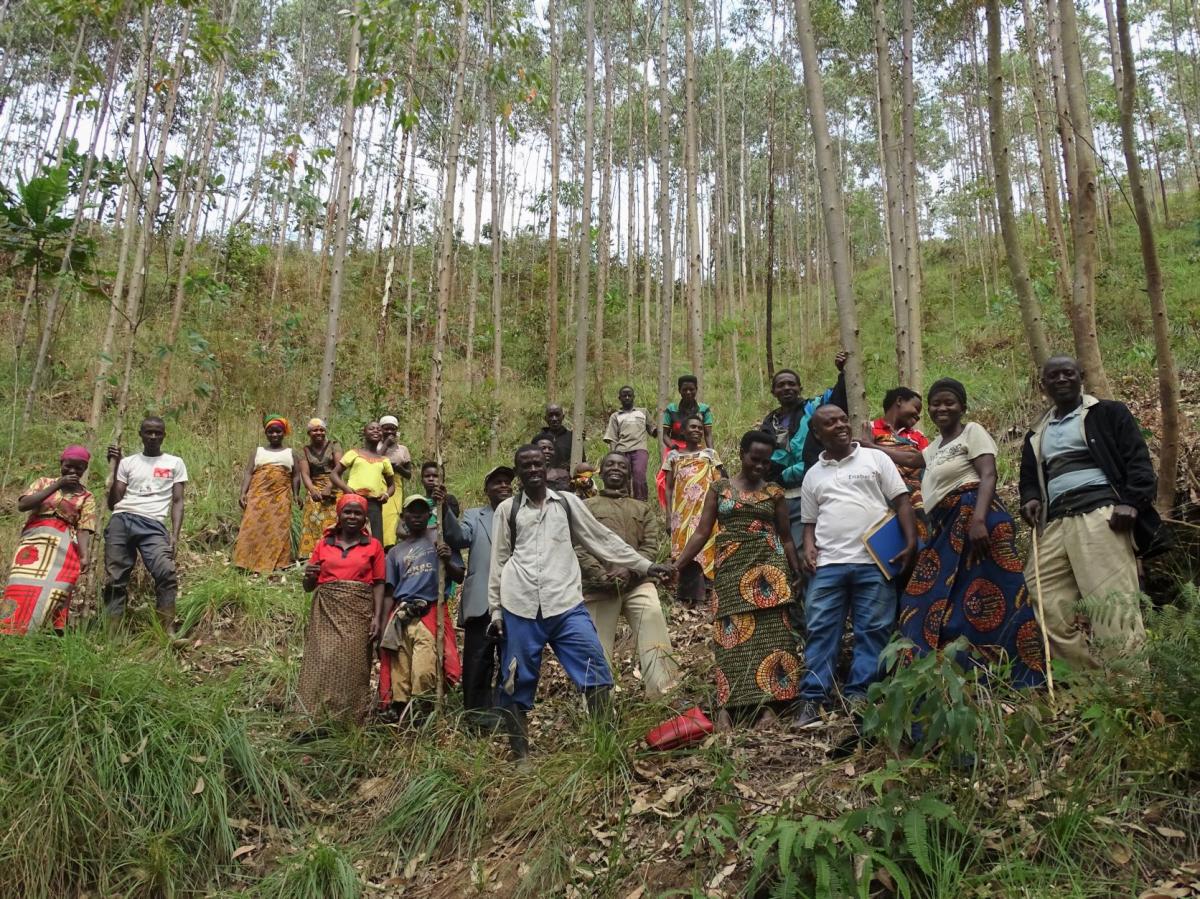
xmin=0 ymin=155 xmax=93 ymax=278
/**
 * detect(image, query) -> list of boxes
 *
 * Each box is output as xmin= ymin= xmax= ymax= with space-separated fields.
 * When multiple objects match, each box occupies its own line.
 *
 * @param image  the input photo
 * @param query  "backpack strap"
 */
xmin=507 ymin=489 xmax=576 ymax=547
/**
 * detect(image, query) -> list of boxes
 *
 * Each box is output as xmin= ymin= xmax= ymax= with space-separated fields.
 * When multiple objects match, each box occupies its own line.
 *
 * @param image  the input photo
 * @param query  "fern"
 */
xmin=903 ymin=805 xmax=931 ymax=874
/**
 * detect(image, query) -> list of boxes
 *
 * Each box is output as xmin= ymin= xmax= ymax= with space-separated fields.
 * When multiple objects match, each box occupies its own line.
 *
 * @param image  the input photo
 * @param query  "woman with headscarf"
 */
xmin=233 ymin=416 xmax=298 ymax=574
xmin=297 ymin=417 xmax=342 ymax=558
xmin=899 ymin=378 xmax=1045 ymax=687
xmin=331 ymin=421 xmax=395 ymax=542
xmin=2 ymin=445 xmax=97 ymax=634
xmin=297 ymin=493 xmax=386 ymax=726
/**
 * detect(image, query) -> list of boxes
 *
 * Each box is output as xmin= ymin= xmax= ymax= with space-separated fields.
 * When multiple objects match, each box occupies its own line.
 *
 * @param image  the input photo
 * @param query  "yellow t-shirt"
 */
xmin=340 ymin=449 xmax=394 ymax=499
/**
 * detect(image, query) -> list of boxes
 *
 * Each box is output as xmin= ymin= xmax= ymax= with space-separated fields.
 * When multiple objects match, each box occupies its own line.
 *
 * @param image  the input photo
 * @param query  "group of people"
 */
xmin=2 ymin=353 xmax=1162 ymax=760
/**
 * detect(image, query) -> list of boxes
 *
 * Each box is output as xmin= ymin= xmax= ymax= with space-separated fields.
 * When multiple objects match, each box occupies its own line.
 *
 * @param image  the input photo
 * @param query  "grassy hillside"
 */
xmin=0 ymin=194 xmax=1198 ymax=897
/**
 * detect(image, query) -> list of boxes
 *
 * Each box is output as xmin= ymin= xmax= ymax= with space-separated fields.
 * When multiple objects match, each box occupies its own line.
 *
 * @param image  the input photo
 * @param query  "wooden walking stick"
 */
xmin=433 ymin=403 xmax=446 ymax=713
xmin=1030 ymin=527 xmax=1056 ymax=703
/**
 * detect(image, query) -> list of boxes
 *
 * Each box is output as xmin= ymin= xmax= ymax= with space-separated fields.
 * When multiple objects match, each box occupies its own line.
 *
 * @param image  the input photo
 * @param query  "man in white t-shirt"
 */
xmin=103 ymin=417 xmax=188 ymax=632
xmin=795 ymin=405 xmax=917 ymax=726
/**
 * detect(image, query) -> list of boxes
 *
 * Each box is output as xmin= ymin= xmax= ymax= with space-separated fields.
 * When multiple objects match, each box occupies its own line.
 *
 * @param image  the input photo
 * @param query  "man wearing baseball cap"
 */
xmin=442 ymin=464 xmax=515 ymax=724
xmin=377 ymin=494 xmax=463 ymax=721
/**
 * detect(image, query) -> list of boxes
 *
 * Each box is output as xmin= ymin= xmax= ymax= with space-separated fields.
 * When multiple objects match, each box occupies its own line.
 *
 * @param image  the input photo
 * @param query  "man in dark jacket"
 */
xmin=1019 ymin=356 xmax=1160 ymax=669
xmin=759 ymin=351 xmax=848 ymax=546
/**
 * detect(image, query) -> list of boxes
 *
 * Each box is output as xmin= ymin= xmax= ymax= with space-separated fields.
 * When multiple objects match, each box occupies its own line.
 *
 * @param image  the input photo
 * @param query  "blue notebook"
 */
xmin=862 ymin=513 xmax=907 ymax=580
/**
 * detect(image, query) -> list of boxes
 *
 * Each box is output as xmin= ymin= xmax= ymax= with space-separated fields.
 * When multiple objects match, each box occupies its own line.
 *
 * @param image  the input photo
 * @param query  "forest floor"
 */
xmin=2 ymin=197 xmax=1200 ymax=896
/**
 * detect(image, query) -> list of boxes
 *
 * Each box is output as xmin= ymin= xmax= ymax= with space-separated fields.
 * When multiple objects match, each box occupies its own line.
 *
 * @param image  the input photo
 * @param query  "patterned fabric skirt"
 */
xmin=233 ymin=464 xmax=294 ymax=573
xmin=711 ymin=539 xmax=801 ymax=710
xmin=1 ymin=518 xmax=80 ymax=634
xmin=899 ymin=486 xmax=1046 ymax=687
xmin=713 ymin=605 xmax=802 ymax=709
xmin=299 ymin=475 xmax=339 ymax=559
xmin=296 ymin=579 xmax=375 ymax=725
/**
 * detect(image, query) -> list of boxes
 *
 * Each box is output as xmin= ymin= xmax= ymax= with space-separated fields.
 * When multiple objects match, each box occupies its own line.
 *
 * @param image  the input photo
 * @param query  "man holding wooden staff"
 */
xmin=1019 ymin=356 xmax=1161 ymax=670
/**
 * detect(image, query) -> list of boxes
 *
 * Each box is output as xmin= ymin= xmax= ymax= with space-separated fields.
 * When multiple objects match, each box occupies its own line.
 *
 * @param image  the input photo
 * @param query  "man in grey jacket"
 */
xmin=443 ymin=465 xmax=515 ymax=721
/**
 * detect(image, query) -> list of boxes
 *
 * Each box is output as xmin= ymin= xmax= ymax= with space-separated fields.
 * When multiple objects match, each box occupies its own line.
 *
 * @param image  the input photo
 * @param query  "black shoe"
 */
xmin=790 ymin=700 xmax=823 ymax=730
xmin=503 ymin=708 xmax=530 ymax=760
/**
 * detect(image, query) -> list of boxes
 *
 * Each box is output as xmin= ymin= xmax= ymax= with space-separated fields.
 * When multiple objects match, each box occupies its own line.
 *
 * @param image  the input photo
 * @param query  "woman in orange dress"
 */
xmin=233 ymin=416 xmax=298 ymax=573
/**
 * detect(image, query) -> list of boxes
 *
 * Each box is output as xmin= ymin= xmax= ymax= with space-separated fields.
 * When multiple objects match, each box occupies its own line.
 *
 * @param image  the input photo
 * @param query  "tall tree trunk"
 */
xmin=424 ymin=0 xmax=470 ymax=448
xmin=793 ymin=0 xmax=867 ymax=420
xmin=571 ymin=0 xmax=597 ymax=466
xmin=20 ymin=13 xmax=123 ymax=426
xmin=641 ymin=7 xmax=653 ymax=348
xmin=159 ymin=0 xmax=237 ymax=396
xmin=546 ymin=0 xmax=561 ymax=400
xmin=1054 ymin=0 xmax=1110 ymax=396
xmin=682 ymin=0 xmax=703 ymax=385
xmin=466 ymin=98 xmax=486 ymax=381
xmin=655 ymin=0 xmax=674 ymax=426
xmin=593 ymin=4 xmax=614 ymax=367
xmin=1115 ymin=0 xmax=1181 ymax=511
xmin=1021 ymin=0 xmax=1072 ymax=306
xmin=900 ymin=0 xmax=922 ymax=389
xmin=625 ymin=8 xmax=636 ymax=371
xmin=111 ymin=13 xmax=189 ymax=437
xmin=986 ymin=0 xmax=1050 ymax=369
xmin=490 ymin=84 xmax=504 ymax=453
xmin=873 ymin=0 xmax=911 ymax=383
xmin=316 ymin=1 xmax=361 ymax=419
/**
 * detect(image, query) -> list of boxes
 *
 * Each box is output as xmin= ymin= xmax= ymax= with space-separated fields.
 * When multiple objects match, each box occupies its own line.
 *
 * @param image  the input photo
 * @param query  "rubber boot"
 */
xmin=584 ymin=685 xmax=612 ymax=719
xmin=503 ymin=707 xmax=529 ymax=760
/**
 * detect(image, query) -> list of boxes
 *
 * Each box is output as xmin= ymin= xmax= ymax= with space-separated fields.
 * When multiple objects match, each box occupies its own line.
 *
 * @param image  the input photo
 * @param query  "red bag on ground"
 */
xmin=645 ymin=707 xmax=714 ymax=751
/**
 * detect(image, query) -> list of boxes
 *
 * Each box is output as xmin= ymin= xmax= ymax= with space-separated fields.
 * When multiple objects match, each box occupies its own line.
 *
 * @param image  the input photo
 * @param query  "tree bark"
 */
xmin=900 ymin=0 xmax=922 ymax=390
xmin=656 ymin=0 xmax=674 ymax=427
xmin=1115 ymin=0 xmax=1181 ymax=512
xmin=571 ymin=0 xmax=597 ymax=467
xmin=1054 ymin=0 xmax=1111 ymax=396
xmin=316 ymin=2 xmax=361 ymax=420
xmin=792 ymin=0 xmax=867 ymax=421
xmin=546 ymin=0 xmax=561 ymax=400
xmin=682 ymin=0 xmax=703 ymax=386
xmin=985 ymin=0 xmax=1050 ymax=370
xmin=424 ymin=0 xmax=471 ymax=448
xmin=873 ymin=0 xmax=911 ymax=383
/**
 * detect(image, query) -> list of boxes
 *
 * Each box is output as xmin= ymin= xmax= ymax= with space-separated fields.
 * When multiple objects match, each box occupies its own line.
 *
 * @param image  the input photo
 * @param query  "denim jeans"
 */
xmin=799 ymin=562 xmax=894 ymax=702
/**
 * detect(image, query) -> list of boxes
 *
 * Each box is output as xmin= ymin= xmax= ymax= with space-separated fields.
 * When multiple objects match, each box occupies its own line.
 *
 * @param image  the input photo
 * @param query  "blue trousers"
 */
xmin=799 ymin=563 xmax=893 ymax=702
xmin=497 ymin=604 xmax=613 ymax=711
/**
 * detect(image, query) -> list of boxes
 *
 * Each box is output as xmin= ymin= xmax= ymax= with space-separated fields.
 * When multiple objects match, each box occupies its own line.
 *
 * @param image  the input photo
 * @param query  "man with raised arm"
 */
xmin=487 ymin=444 xmax=672 ymax=759
xmin=759 ymin=351 xmax=848 ymax=547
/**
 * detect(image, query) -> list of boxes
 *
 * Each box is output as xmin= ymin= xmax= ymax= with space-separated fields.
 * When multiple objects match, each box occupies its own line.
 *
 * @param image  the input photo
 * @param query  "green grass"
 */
xmin=0 ymin=631 xmax=290 ymax=896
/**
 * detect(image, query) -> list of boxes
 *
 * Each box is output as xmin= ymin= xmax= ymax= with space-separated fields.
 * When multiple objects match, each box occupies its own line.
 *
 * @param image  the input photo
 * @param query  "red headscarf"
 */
xmin=336 ymin=493 xmax=367 ymax=514
xmin=61 ymin=445 xmax=91 ymax=463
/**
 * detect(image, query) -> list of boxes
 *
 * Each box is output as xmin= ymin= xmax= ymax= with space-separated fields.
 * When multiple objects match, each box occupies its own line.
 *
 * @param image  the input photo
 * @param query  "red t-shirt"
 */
xmin=871 ymin=418 xmax=929 ymax=451
xmin=309 ymin=532 xmax=385 ymax=584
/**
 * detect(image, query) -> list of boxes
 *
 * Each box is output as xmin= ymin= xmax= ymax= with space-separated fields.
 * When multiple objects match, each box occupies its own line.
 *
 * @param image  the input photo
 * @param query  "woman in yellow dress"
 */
xmin=331 ymin=421 xmax=395 ymax=543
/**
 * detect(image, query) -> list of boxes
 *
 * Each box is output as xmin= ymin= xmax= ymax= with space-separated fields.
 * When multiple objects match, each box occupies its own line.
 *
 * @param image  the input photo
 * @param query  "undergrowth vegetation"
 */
xmin=0 ymin=193 xmax=1196 ymax=894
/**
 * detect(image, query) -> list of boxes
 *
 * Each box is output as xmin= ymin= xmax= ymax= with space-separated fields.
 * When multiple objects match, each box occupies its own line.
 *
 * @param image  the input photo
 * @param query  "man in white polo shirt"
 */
xmin=795 ymin=405 xmax=917 ymax=726
xmin=104 ymin=416 xmax=188 ymax=632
